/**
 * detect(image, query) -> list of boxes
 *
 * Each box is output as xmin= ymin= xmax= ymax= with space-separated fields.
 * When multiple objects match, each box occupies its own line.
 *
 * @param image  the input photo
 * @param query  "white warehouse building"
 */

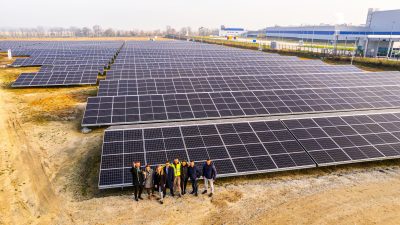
xmin=265 ymin=9 xmax=400 ymax=57
xmin=219 ymin=25 xmax=247 ymax=37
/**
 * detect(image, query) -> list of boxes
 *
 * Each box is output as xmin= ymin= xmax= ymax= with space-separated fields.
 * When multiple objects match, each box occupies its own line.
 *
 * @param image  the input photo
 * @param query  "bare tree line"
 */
xmin=0 ymin=25 xmax=218 ymax=38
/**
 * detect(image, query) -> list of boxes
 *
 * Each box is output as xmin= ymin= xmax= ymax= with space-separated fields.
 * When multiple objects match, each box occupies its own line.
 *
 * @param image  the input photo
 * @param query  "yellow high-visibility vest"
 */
xmin=171 ymin=162 xmax=181 ymax=177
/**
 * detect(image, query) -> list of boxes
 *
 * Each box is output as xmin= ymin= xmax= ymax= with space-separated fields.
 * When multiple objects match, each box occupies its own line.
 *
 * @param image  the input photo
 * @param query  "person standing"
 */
xmin=202 ymin=159 xmax=217 ymax=197
xmin=164 ymin=161 xmax=175 ymax=197
xmin=180 ymin=160 xmax=189 ymax=195
xmin=154 ymin=165 xmax=167 ymax=204
xmin=143 ymin=165 xmax=155 ymax=199
xmin=171 ymin=158 xmax=182 ymax=197
xmin=130 ymin=161 xmax=144 ymax=201
xmin=188 ymin=160 xmax=201 ymax=196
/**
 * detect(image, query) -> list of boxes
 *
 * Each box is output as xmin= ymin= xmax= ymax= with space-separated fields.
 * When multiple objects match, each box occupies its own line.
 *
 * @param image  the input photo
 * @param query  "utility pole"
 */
xmin=387 ymin=21 xmax=395 ymax=59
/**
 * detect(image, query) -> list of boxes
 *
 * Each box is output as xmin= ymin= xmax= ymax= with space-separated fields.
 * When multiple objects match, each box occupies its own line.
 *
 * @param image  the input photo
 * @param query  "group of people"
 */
xmin=130 ymin=158 xmax=217 ymax=204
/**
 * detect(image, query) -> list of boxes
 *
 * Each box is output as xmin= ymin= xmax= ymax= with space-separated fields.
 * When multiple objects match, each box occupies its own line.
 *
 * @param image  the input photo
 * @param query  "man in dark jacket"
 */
xmin=188 ymin=160 xmax=201 ymax=196
xmin=180 ymin=160 xmax=189 ymax=195
xmin=130 ymin=161 xmax=144 ymax=201
xmin=164 ymin=161 xmax=175 ymax=197
xmin=202 ymin=159 xmax=217 ymax=197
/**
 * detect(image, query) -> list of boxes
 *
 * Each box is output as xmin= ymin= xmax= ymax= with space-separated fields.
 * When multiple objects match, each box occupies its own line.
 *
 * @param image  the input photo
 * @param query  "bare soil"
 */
xmin=0 ymin=54 xmax=400 ymax=225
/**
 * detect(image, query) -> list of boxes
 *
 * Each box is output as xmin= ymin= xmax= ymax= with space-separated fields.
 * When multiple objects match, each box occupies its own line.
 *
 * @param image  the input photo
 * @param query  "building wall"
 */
xmin=219 ymin=28 xmax=246 ymax=37
xmin=265 ymin=25 xmax=366 ymax=41
xmin=265 ymin=9 xmax=400 ymax=41
xmin=368 ymin=9 xmax=400 ymax=31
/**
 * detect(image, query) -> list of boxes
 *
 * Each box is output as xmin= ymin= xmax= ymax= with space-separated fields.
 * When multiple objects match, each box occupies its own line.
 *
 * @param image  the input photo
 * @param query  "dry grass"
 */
xmin=0 ymin=53 xmax=97 ymax=123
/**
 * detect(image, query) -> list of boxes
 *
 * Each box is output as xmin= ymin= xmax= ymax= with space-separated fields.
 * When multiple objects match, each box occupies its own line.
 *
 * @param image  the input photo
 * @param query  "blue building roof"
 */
xmin=222 ymin=28 xmax=245 ymax=31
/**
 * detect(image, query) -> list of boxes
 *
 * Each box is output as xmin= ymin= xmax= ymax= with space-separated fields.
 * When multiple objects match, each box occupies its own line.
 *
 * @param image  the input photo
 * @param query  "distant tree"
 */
xmin=69 ymin=26 xmax=82 ymax=37
xmin=186 ymin=26 xmax=192 ymax=36
xmin=166 ymin=25 xmax=176 ymax=35
xmin=82 ymin=27 xmax=92 ymax=37
xmin=179 ymin=27 xmax=187 ymax=36
xmin=104 ymin=28 xmax=115 ymax=37
xmin=36 ymin=26 xmax=45 ymax=37
xmin=93 ymin=25 xmax=102 ymax=37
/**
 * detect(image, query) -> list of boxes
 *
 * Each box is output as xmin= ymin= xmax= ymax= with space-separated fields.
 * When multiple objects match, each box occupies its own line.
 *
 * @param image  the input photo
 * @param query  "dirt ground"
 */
xmin=1 ymin=54 xmax=400 ymax=225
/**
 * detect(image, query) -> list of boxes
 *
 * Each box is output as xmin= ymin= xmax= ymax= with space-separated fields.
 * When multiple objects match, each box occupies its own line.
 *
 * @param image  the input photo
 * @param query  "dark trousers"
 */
xmin=181 ymin=177 xmax=189 ymax=194
xmin=133 ymin=185 xmax=143 ymax=199
xmin=164 ymin=180 xmax=174 ymax=196
xmin=191 ymin=179 xmax=198 ymax=194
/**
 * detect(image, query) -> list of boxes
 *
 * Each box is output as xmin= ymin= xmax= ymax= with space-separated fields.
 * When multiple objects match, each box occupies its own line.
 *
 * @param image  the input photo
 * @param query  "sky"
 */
xmin=1 ymin=0 xmax=399 ymax=30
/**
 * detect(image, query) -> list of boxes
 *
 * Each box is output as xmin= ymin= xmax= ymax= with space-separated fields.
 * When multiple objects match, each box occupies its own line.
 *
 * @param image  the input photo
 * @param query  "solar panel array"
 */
xmin=99 ymin=120 xmax=316 ymax=188
xmin=97 ymin=71 xmax=400 ymax=96
xmin=100 ymin=112 xmax=400 ymax=188
xmin=85 ymin=41 xmax=400 ymax=189
xmin=0 ymin=41 xmax=123 ymax=87
xmin=105 ymin=64 xmax=362 ymax=80
xmin=84 ymin=86 xmax=400 ymax=126
xmin=5 ymin=40 xmax=399 ymax=189
xmin=282 ymin=113 xmax=400 ymax=166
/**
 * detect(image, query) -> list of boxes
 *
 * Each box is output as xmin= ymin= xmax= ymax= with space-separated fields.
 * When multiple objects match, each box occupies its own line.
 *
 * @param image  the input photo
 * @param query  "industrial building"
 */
xmin=218 ymin=25 xmax=247 ymax=37
xmin=265 ymin=9 xmax=400 ymax=57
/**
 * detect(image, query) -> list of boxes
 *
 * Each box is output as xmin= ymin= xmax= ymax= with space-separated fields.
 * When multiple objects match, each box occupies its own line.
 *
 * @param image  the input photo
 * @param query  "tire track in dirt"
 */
xmin=0 ymin=90 xmax=65 ymax=224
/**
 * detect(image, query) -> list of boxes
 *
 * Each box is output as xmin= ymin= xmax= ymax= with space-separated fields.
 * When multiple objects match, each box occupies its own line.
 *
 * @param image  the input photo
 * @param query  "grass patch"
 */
xmin=0 ymin=67 xmax=40 ymax=88
xmin=303 ymin=44 xmax=355 ymax=51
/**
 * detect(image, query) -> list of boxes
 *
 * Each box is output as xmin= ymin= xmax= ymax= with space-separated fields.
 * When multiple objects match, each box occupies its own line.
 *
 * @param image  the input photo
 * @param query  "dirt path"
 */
xmin=0 ymin=89 xmax=62 ymax=224
xmin=257 ymin=176 xmax=400 ymax=225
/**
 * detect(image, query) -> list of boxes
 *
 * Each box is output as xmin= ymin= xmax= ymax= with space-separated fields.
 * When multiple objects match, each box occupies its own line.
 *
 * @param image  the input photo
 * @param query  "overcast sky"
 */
xmin=1 ymin=0 xmax=399 ymax=30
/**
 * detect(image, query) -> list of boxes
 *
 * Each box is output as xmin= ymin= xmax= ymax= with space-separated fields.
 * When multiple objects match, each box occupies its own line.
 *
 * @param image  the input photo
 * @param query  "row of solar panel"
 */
xmin=3 ymin=41 xmax=124 ymax=87
xmin=112 ymin=58 xmax=302 ymax=66
xmin=82 ymin=86 xmax=400 ymax=126
xmin=98 ymin=112 xmax=400 ymax=188
xmin=113 ymin=55 xmax=297 ymax=63
xmin=109 ymin=60 xmax=326 ymax=70
xmin=98 ymin=71 xmax=400 ymax=96
xmin=106 ymin=64 xmax=360 ymax=80
xmin=12 ymin=71 xmax=99 ymax=87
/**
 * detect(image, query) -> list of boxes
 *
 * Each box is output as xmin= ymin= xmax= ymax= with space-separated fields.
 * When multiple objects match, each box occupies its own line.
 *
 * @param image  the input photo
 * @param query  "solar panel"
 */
xmin=108 ymin=60 xmax=327 ymax=71
xmin=114 ymin=55 xmax=299 ymax=64
xmin=6 ymin=40 xmax=123 ymax=87
xmin=12 ymin=70 xmax=99 ymax=87
xmin=83 ymin=86 xmax=400 ymax=127
xmin=282 ymin=113 xmax=400 ymax=166
xmin=105 ymin=65 xmax=363 ymax=80
xmin=97 ymin=71 xmax=400 ymax=96
xmin=39 ymin=64 xmax=105 ymax=73
xmin=98 ymin=120 xmax=315 ymax=189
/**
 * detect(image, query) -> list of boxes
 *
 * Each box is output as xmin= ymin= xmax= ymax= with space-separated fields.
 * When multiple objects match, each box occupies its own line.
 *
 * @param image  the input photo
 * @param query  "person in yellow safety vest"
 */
xmin=171 ymin=158 xmax=182 ymax=197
